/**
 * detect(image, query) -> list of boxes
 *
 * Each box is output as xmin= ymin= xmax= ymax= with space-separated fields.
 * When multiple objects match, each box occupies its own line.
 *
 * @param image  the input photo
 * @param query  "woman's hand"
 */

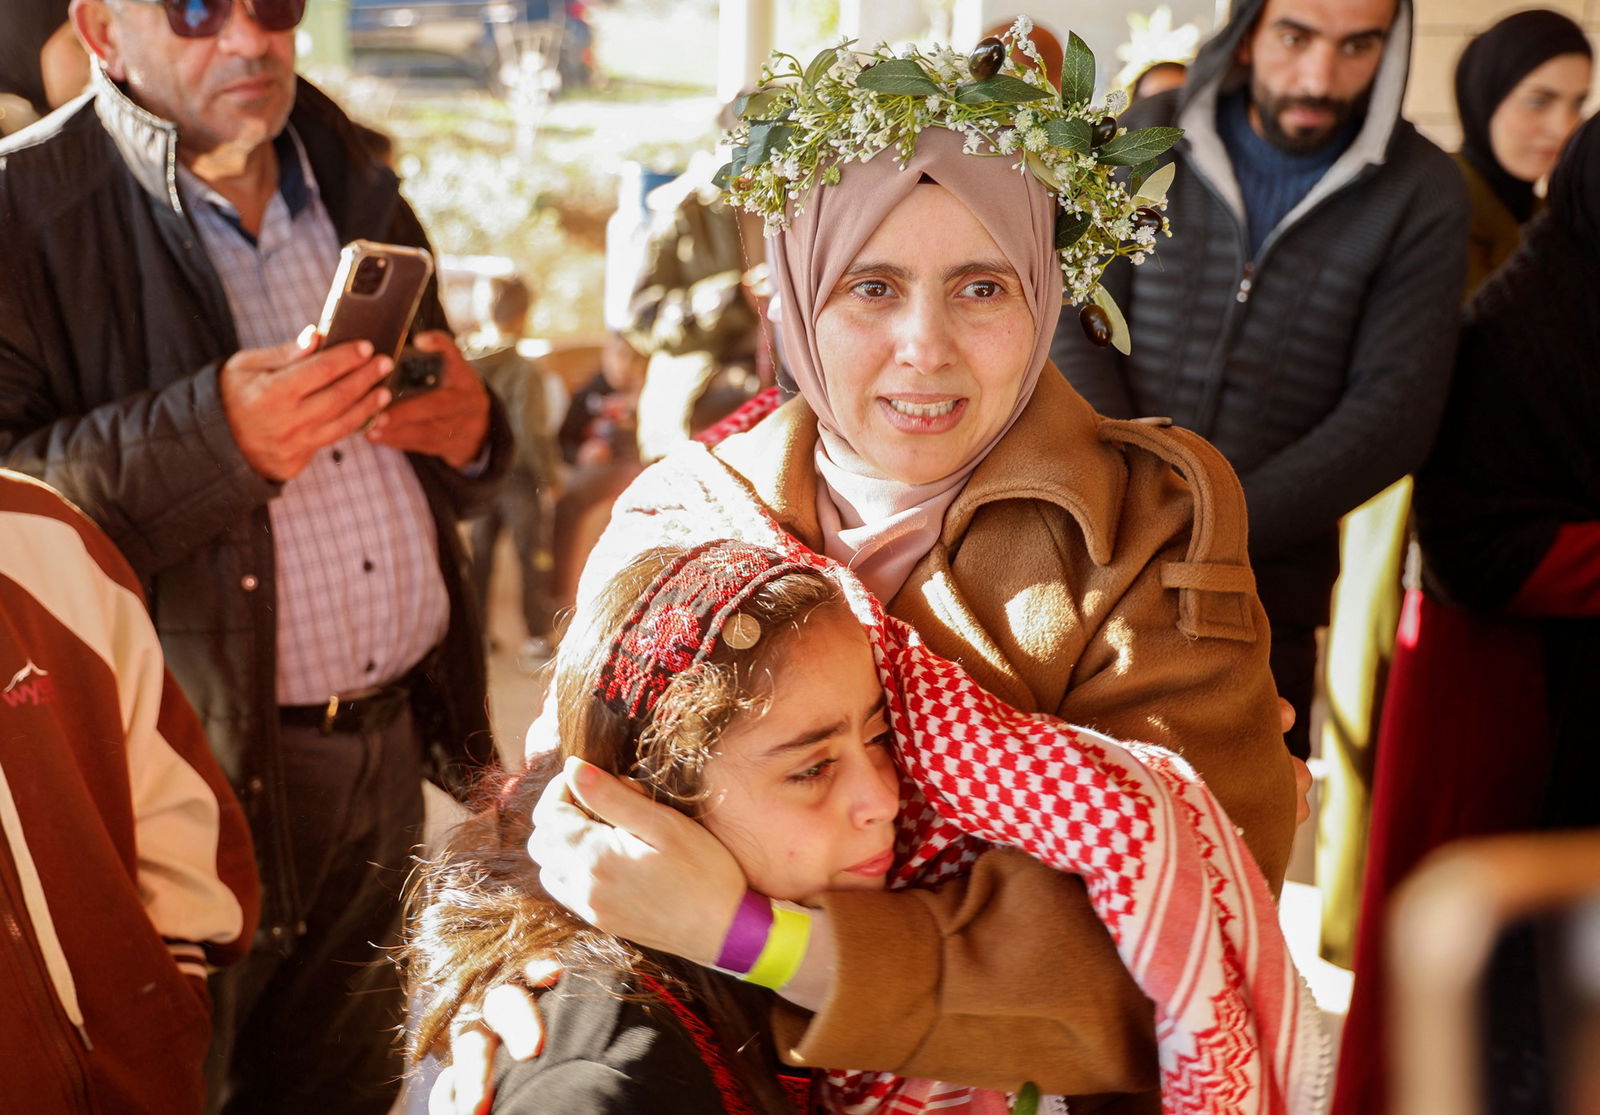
xmin=529 ymin=757 xmax=749 ymax=966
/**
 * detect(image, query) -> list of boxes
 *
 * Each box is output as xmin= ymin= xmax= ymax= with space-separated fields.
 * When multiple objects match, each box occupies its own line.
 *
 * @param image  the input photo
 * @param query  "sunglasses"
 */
xmin=124 ymin=0 xmax=307 ymax=38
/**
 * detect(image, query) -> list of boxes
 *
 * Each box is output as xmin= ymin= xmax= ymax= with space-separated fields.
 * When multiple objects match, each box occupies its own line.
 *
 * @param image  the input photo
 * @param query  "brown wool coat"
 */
xmin=574 ymin=369 xmax=1298 ymax=1106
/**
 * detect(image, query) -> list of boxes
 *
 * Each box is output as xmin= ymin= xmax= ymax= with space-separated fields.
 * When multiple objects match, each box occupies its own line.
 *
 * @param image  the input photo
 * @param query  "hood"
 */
xmin=1175 ymin=0 xmax=1415 ymax=228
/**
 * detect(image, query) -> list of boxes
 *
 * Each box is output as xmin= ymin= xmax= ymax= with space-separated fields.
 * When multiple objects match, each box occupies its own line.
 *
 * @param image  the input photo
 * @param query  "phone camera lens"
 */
xmin=352 ymin=255 xmax=389 ymax=296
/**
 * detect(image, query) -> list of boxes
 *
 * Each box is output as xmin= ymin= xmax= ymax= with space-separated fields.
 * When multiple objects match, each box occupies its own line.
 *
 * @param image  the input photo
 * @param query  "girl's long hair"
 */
xmin=404 ymin=546 xmax=843 ymax=1112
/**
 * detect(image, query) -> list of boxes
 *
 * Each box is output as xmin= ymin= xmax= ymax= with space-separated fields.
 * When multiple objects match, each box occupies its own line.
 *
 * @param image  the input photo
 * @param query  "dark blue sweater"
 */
xmin=1217 ymin=90 xmax=1353 ymax=258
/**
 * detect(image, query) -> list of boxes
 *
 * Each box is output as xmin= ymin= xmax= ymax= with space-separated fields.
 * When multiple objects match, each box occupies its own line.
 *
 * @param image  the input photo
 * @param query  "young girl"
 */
xmin=408 ymin=541 xmax=893 ymax=1113
xmin=408 ymin=536 xmax=1325 ymax=1114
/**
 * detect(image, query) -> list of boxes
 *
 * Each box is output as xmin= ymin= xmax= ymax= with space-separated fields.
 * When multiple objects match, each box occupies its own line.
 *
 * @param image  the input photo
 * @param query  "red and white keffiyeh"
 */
xmin=810 ymin=545 xmax=1330 ymax=1115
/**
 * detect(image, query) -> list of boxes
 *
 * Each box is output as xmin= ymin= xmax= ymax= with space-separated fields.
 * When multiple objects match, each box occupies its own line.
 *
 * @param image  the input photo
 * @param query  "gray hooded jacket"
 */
xmin=1051 ymin=0 xmax=1468 ymax=625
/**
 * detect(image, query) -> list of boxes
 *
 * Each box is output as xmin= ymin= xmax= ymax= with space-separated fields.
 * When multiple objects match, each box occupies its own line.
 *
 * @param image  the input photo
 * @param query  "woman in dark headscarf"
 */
xmin=1453 ymin=9 xmax=1591 ymax=293
xmin=1315 ymin=5 xmax=1591 ymax=977
xmin=1416 ymin=112 xmax=1600 ymax=830
xmin=1334 ymin=115 xmax=1600 ymax=1115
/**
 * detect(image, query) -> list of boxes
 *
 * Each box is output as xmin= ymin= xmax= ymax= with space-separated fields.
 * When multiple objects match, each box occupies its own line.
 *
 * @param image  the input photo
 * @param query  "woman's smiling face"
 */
xmin=700 ymin=604 xmax=899 ymax=903
xmin=813 ymin=183 xmax=1037 ymax=485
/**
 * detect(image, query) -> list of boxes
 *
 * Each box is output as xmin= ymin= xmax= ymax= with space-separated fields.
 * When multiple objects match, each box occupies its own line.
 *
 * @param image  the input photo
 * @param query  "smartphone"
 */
xmin=315 ymin=240 xmax=441 ymax=402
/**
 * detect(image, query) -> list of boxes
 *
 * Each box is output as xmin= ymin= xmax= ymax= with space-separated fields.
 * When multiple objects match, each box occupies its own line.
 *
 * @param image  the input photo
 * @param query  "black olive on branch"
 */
xmin=968 ymin=37 xmax=1005 ymax=81
xmin=1091 ymin=116 xmax=1118 ymax=147
xmin=1079 ymin=304 xmax=1113 ymax=347
xmin=1132 ymin=206 xmax=1166 ymax=234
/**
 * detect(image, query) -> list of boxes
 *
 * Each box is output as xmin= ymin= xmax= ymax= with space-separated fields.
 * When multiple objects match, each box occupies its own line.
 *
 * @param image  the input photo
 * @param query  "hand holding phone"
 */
xmin=316 ymin=240 xmax=441 ymax=403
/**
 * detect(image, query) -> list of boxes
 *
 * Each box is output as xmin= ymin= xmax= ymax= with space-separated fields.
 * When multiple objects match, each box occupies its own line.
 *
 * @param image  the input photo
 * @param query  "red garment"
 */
xmin=0 ymin=470 xmax=259 ymax=1113
xmin=1330 ymin=589 xmax=1549 ymax=1115
xmin=1509 ymin=521 xmax=1600 ymax=616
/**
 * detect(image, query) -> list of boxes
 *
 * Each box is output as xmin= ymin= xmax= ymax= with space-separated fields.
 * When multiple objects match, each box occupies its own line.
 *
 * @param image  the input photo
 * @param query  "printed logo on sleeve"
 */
xmin=3 ymin=660 xmax=55 ymax=707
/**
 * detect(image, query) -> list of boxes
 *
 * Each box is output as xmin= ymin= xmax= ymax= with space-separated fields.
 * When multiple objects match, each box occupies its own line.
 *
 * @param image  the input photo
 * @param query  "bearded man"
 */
xmin=1052 ymin=0 xmax=1468 ymax=758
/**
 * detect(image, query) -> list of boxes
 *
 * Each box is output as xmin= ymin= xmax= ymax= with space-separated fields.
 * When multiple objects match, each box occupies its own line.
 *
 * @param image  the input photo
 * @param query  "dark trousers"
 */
xmin=1269 ymin=621 xmax=1318 ymax=760
xmin=470 ymin=472 xmax=553 ymax=641
xmin=204 ymin=710 xmax=425 ymax=1115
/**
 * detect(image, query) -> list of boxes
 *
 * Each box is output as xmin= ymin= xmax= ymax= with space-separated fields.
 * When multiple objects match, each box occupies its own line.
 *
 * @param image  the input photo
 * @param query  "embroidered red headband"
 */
xmin=595 ymin=541 xmax=815 ymax=725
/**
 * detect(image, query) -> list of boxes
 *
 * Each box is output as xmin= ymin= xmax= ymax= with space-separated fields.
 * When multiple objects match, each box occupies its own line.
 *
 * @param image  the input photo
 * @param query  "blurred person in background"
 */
xmin=1316 ymin=8 xmax=1591 ymax=972
xmin=1130 ymin=60 xmax=1188 ymax=103
xmin=550 ymin=331 xmax=646 ymax=612
xmin=0 ymin=0 xmax=89 ymax=133
xmin=1051 ymin=0 xmax=1469 ymax=760
xmin=1333 ymin=88 xmax=1600 ymax=1115
xmin=625 ymin=100 xmax=768 ymax=463
xmin=469 ymin=275 xmax=563 ymax=665
xmin=1453 ymin=10 xmax=1592 ymax=292
xmin=0 ymin=0 xmax=511 ymax=1109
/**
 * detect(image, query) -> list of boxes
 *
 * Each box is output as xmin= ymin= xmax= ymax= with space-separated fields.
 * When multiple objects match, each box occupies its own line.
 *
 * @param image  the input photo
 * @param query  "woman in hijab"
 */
xmin=432 ymin=28 xmax=1302 ymax=1115
xmin=1315 ymin=7 xmax=1591 ymax=972
xmin=1454 ymin=9 xmax=1591 ymax=293
xmin=1332 ymin=111 xmax=1600 ymax=1115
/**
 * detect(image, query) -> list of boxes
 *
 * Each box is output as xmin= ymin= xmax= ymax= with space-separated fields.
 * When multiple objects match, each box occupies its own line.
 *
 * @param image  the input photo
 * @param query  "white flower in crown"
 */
xmin=714 ymin=18 xmax=1183 ymax=352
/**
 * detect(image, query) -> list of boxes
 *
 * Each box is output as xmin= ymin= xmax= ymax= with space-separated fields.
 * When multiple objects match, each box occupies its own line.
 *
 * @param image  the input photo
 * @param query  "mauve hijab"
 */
xmin=1455 ymin=9 xmax=1591 ymax=223
xmin=766 ymin=127 xmax=1063 ymax=601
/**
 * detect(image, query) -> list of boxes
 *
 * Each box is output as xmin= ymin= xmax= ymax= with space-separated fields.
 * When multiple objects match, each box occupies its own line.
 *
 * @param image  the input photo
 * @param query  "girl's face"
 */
xmin=1489 ymin=53 xmax=1592 ymax=184
xmin=813 ymin=183 xmax=1037 ymax=485
xmin=700 ymin=606 xmax=900 ymax=903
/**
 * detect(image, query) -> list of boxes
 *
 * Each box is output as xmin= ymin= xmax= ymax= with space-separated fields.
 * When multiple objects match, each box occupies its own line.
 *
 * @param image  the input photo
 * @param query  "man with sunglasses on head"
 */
xmin=0 ymin=1 xmax=511 ymax=1112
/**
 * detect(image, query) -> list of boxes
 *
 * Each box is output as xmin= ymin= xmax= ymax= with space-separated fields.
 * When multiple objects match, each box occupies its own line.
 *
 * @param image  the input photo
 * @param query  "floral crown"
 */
xmin=714 ymin=18 xmax=1181 ymax=352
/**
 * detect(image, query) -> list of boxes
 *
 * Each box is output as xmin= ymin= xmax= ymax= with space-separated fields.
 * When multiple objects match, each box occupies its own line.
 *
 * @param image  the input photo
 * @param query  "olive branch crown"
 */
xmin=713 ymin=18 xmax=1182 ymax=352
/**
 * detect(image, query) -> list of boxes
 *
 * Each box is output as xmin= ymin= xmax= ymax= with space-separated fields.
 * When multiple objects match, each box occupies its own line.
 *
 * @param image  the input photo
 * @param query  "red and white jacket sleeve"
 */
xmin=0 ymin=471 xmax=259 ymax=987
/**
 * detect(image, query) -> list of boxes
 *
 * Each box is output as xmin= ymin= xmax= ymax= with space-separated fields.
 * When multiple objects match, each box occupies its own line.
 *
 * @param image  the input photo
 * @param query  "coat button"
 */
xmin=241 ymin=574 xmax=259 ymax=591
xmin=246 ymin=776 xmax=264 ymax=794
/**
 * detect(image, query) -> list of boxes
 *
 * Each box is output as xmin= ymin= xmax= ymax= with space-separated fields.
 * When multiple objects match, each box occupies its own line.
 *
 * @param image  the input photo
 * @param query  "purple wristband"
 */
xmin=715 ymin=890 xmax=774 ymax=974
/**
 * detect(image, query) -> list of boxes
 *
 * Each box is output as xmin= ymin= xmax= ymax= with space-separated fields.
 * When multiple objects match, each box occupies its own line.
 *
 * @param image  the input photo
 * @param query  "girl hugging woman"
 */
xmin=408 ymin=543 xmax=891 ymax=1113
xmin=407 ymin=538 xmax=1326 ymax=1114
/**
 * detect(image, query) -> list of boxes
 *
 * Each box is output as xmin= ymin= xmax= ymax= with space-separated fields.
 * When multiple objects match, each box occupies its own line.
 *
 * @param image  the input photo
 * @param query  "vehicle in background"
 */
xmin=348 ymin=0 xmax=594 ymax=94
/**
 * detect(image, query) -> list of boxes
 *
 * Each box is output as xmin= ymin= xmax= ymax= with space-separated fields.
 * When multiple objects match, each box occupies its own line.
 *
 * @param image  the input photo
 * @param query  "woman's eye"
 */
xmin=788 ymin=758 xmax=838 ymax=783
xmin=963 ymin=279 xmax=1003 ymax=298
xmin=851 ymin=279 xmax=892 ymax=299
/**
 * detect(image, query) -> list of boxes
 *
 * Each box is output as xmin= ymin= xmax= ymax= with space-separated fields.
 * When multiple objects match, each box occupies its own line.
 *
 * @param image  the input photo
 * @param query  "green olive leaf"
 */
xmin=1092 ymin=284 xmax=1132 ymax=355
xmin=1061 ymin=32 xmax=1095 ymax=107
xmin=745 ymin=122 xmax=794 ymax=167
xmin=735 ymin=87 xmax=787 ymax=121
xmin=803 ymin=46 xmax=837 ymax=89
xmin=1055 ymin=208 xmax=1092 ymax=250
xmin=1011 ymin=1082 xmax=1042 ymax=1115
xmin=712 ymin=160 xmax=735 ymax=190
xmin=1126 ymin=158 xmax=1158 ymax=194
xmin=1044 ymin=117 xmax=1092 ymax=154
xmin=1095 ymin=126 xmax=1183 ymax=167
xmin=953 ymin=74 xmax=1053 ymax=104
xmin=857 ymin=58 xmax=944 ymax=97
xmin=1024 ymin=152 xmax=1063 ymax=191
xmin=1132 ymin=161 xmax=1176 ymax=204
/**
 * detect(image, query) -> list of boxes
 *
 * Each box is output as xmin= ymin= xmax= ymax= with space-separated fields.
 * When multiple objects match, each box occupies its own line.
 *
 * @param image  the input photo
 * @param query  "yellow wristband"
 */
xmin=743 ymin=904 xmax=811 ymax=989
